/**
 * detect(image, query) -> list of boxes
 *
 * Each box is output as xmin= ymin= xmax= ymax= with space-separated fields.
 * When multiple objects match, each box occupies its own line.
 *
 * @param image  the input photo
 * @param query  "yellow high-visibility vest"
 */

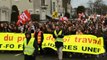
xmin=23 ymin=38 xmax=35 ymax=55
xmin=54 ymin=30 xmax=63 ymax=42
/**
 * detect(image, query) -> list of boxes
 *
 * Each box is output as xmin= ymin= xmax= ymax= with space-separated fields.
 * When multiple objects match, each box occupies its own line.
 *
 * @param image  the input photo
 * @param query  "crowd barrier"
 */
xmin=0 ymin=33 xmax=105 ymax=55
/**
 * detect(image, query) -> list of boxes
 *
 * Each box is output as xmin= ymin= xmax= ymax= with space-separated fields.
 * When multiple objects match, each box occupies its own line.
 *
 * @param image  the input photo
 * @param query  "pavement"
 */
xmin=0 ymin=51 xmax=107 ymax=60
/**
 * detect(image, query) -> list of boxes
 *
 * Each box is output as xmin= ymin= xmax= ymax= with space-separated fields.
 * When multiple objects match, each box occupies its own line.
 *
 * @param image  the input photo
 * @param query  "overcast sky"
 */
xmin=71 ymin=0 xmax=107 ymax=8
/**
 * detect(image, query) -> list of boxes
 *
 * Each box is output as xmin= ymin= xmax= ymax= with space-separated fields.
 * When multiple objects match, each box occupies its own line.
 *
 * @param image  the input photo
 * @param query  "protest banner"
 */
xmin=0 ymin=33 xmax=105 ymax=55
xmin=42 ymin=34 xmax=105 ymax=55
xmin=0 ymin=33 xmax=24 ymax=50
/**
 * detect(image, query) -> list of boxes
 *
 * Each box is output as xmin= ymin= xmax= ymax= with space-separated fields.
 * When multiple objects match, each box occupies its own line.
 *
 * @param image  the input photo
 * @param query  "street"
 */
xmin=0 ymin=51 xmax=107 ymax=60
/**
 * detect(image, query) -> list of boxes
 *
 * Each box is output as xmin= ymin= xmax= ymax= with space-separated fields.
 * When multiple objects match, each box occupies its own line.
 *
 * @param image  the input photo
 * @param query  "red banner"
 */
xmin=17 ymin=10 xmax=31 ymax=25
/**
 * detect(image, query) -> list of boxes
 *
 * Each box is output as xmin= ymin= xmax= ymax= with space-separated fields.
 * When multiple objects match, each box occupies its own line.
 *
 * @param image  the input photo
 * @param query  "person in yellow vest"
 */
xmin=34 ymin=28 xmax=44 ymax=55
xmin=23 ymin=31 xmax=38 ymax=60
xmin=53 ymin=24 xmax=64 ymax=60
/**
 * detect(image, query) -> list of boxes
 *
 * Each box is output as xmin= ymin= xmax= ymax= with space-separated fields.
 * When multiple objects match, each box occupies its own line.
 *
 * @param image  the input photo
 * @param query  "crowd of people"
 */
xmin=0 ymin=14 xmax=107 ymax=46
xmin=0 ymin=14 xmax=107 ymax=41
xmin=0 ymin=13 xmax=107 ymax=60
xmin=0 ymin=14 xmax=107 ymax=36
xmin=0 ymin=14 xmax=107 ymax=42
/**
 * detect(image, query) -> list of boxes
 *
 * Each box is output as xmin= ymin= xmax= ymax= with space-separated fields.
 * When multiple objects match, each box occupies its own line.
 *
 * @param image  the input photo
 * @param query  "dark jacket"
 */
xmin=52 ymin=30 xmax=64 ymax=48
xmin=23 ymin=38 xmax=38 ymax=56
xmin=23 ymin=31 xmax=38 ymax=56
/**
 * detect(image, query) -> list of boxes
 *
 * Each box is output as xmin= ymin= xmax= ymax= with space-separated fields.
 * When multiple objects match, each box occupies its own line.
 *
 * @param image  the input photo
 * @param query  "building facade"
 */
xmin=0 ymin=0 xmax=71 ymax=22
xmin=0 ymin=0 xmax=33 ymax=22
xmin=0 ymin=0 xmax=11 ymax=22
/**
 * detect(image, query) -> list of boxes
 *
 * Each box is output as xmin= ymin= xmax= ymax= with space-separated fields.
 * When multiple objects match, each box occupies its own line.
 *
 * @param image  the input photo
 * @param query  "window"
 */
xmin=41 ymin=0 xmax=45 ymax=6
xmin=53 ymin=2 xmax=55 ymax=11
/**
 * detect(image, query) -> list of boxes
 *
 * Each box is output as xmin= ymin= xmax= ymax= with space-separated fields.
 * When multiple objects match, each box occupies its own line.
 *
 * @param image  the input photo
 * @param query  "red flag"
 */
xmin=16 ymin=19 xmax=22 ymax=26
xmin=24 ymin=10 xmax=31 ymax=21
xmin=18 ymin=10 xmax=31 ymax=25
xmin=60 ymin=17 xmax=68 ymax=21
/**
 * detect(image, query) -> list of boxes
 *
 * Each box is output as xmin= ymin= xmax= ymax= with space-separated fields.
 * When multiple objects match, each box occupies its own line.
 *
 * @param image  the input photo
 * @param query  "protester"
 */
xmin=0 ymin=13 xmax=107 ymax=57
xmin=0 ymin=23 xmax=4 ymax=32
xmin=52 ymin=24 xmax=64 ymax=60
xmin=103 ymin=31 xmax=107 ymax=56
xmin=34 ymin=28 xmax=44 ymax=55
xmin=23 ymin=31 xmax=38 ymax=60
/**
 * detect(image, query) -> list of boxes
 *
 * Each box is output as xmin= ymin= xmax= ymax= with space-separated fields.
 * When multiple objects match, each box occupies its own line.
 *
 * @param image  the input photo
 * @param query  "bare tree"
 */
xmin=88 ymin=0 xmax=107 ymax=14
xmin=88 ymin=0 xmax=94 ymax=14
